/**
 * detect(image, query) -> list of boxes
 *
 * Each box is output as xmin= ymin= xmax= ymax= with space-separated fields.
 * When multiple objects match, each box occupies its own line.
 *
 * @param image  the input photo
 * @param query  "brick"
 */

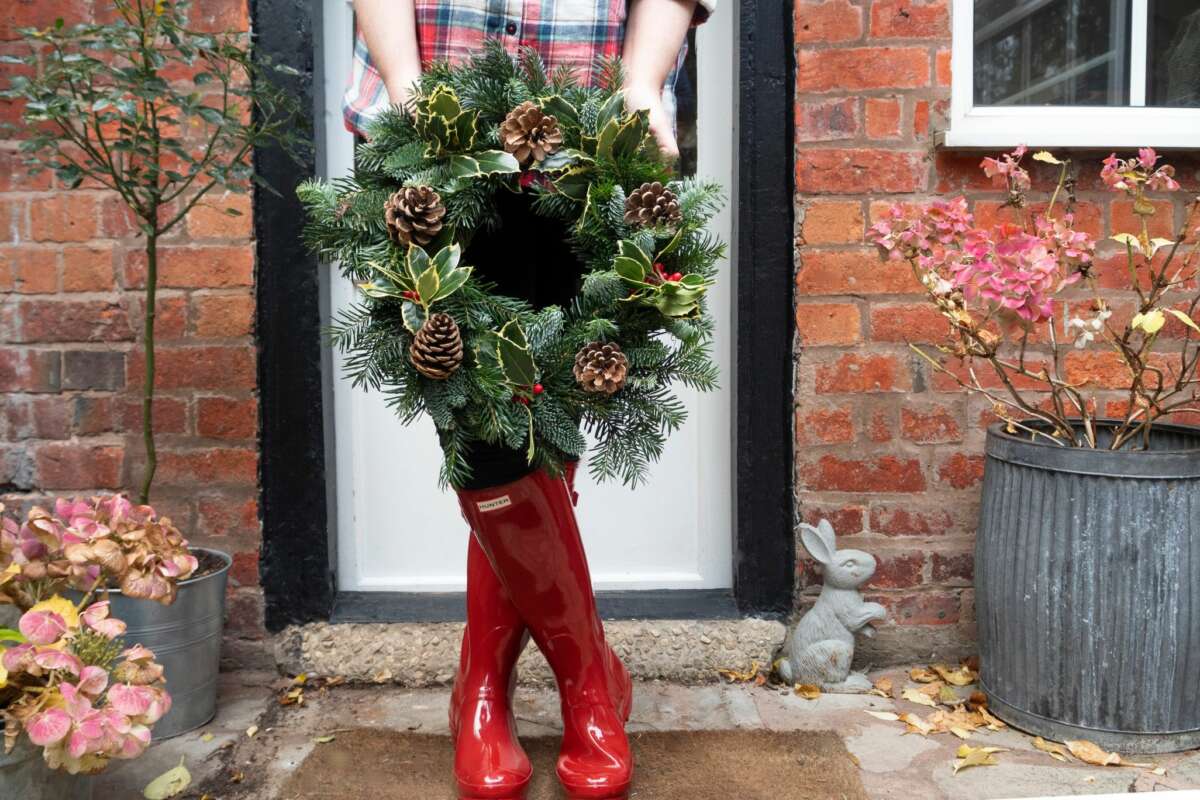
xmin=130 ymin=295 xmax=188 ymax=341
xmin=14 ymin=299 xmax=132 ymax=343
xmin=901 ymin=403 xmax=962 ymax=443
xmin=187 ymin=193 xmax=253 ymax=239
xmin=870 ymin=552 xmax=925 ymax=588
xmin=797 ymin=48 xmax=929 ymax=93
xmin=881 ymin=591 xmax=960 ymax=625
xmin=815 ymin=353 xmax=911 ymax=393
xmin=865 ymin=97 xmax=901 ymax=139
xmin=187 ymin=0 xmax=250 ymax=33
xmin=228 ymin=550 xmax=260 ymax=588
xmin=1 ymin=0 xmax=90 ymax=39
xmin=800 ymin=504 xmax=865 ymax=535
xmin=224 ymin=589 xmax=265 ymax=638
xmin=935 ymin=49 xmax=952 ymax=86
xmin=932 ymin=551 xmax=974 ymax=584
xmin=866 ymin=405 xmax=894 ymax=442
xmin=61 ymin=246 xmax=116 ymax=292
xmin=796 ymin=302 xmax=861 ymax=346
xmin=801 ymin=201 xmax=863 ymax=244
xmin=802 ymin=454 xmax=926 ymax=492
xmin=158 ymin=246 xmax=254 ymax=289
xmin=796 ymin=98 xmax=859 ymax=142
xmin=913 ymin=100 xmax=930 ymax=137
xmin=1064 ymin=350 xmax=1132 ymax=390
xmin=73 ymin=396 xmax=117 ymax=436
xmin=156 ymin=448 xmax=258 ymax=486
xmin=0 ymin=349 xmax=61 ymax=392
xmin=120 ymin=396 xmax=189 ymax=435
xmin=196 ymin=492 xmax=259 ymax=540
xmin=794 ymin=0 xmax=863 ymax=43
xmin=192 ymin=292 xmax=254 ymax=338
xmin=795 ymin=405 xmax=855 ymax=445
xmin=796 ymin=149 xmax=928 ymax=194
xmin=197 ymin=396 xmax=257 ymax=440
xmin=34 ymin=443 xmax=123 ymax=489
xmin=870 ymin=503 xmax=955 ymax=536
xmin=933 ymin=152 xmax=1000 ymax=192
xmin=98 ymin=194 xmax=140 ymax=238
xmin=4 ymin=248 xmax=58 ymax=294
xmin=798 ymin=249 xmax=921 ymax=295
xmin=1111 ymin=199 xmax=1175 ymax=239
xmin=127 ymin=346 xmax=255 ymax=390
xmin=28 ymin=194 xmax=99 ymax=242
xmin=869 ymin=0 xmax=950 ymax=39
xmin=4 ymin=395 xmax=70 ymax=439
xmin=869 ymin=303 xmax=947 ymax=343
xmin=0 ymin=147 xmax=52 ymax=191
xmin=937 ymin=452 xmax=985 ymax=489
xmin=62 ymin=350 xmax=126 ymax=391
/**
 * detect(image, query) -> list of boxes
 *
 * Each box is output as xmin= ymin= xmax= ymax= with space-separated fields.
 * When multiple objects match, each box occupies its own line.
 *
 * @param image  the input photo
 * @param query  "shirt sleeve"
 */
xmin=693 ymin=0 xmax=716 ymax=25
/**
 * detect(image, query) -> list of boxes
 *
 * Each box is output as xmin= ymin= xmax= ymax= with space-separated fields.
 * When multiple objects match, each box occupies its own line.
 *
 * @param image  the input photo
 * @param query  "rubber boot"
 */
xmin=458 ymin=471 xmax=633 ymax=800
xmin=449 ymin=536 xmax=533 ymax=799
xmin=561 ymin=460 xmax=633 ymax=723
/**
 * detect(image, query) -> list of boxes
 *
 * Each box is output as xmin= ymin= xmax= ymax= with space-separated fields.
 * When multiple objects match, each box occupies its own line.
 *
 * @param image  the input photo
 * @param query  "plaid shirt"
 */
xmin=343 ymin=0 xmax=716 ymax=136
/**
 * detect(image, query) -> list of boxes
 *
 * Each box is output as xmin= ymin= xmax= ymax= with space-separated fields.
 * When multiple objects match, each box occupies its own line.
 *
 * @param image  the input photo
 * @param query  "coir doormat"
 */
xmin=280 ymin=728 xmax=868 ymax=799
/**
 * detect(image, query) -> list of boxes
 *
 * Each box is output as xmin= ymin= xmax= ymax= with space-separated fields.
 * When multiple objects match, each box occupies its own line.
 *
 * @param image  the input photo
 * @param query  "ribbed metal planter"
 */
xmin=106 ymin=548 xmax=231 ymax=739
xmin=0 ymin=737 xmax=92 ymax=800
xmin=976 ymin=421 xmax=1200 ymax=754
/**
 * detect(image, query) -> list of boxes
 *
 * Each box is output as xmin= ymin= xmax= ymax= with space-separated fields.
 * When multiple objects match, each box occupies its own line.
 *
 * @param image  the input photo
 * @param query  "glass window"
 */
xmin=973 ymin=0 xmax=1200 ymax=108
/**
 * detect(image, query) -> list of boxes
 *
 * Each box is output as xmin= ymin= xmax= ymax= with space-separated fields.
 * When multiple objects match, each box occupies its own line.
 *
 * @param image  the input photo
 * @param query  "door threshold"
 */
xmin=330 ymin=589 xmax=741 ymax=624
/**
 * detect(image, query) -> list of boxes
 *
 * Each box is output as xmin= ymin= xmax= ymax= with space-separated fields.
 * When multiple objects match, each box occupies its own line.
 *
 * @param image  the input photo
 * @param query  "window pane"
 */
xmin=974 ymin=0 xmax=1132 ymax=106
xmin=676 ymin=30 xmax=698 ymax=178
xmin=1148 ymin=0 xmax=1200 ymax=107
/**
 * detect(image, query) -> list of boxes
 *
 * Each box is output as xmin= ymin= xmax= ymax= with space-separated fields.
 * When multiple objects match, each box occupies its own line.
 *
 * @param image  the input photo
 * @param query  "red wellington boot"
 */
xmin=458 ymin=470 xmax=633 ymax=800
xmin=449 ymin=535 xmax=533 ymax=799
xmin=561 ymin=460 xmax=633 ymax=723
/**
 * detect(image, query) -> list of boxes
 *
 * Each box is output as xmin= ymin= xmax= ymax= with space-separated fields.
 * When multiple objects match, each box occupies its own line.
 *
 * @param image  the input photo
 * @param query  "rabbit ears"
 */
xmin=799 ymin=519 xmax=837 ymax=565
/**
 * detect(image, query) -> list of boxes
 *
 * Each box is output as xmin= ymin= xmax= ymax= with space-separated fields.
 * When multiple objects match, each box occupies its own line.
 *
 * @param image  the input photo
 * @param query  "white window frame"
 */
xmin=944 ymin=0 xmax=1200 ymax=149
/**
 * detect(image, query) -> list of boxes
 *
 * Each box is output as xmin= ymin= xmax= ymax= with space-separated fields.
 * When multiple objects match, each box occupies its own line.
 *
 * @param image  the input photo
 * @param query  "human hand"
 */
xmin=386 ymin=72 xmax=421 ymax=114
xmin=623 ymin=83 xmax=678 ymax=161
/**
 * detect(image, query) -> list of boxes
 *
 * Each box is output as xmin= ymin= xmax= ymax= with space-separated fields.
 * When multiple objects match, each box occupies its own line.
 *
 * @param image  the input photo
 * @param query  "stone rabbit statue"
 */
xmin=777 ymin=519 xmax=887 ymax=692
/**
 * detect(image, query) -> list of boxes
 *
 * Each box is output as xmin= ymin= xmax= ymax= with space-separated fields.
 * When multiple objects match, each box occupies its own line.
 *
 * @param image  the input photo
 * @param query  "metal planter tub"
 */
xmin=976 ymin=421 xmax=1200 ymax=754
xmin=0 ymin=737 xmax=92 ymax=800
xmin=106 ymin=547 xmax=231 ymax=739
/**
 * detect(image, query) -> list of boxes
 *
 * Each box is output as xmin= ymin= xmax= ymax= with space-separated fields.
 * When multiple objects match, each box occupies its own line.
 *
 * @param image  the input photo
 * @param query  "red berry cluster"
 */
xmin=512 ymin=383 xmax=544 ymax=405
xmin=652 ymin=262 xmax=684 ymax=284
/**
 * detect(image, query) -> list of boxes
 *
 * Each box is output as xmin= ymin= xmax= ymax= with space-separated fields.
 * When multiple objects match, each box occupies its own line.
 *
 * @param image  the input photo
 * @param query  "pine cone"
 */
xmin=500 ymin=101 xmax=563 ymax=167
xmin=624 ymin=181 xmax=682 ymax=227
xmin=573 ymin=341 xmax=628 ymax=395
xmin=384 ymin=186 xmax=446 ymax=247
xmin=410 ymin=313 xmax=463 ymax=380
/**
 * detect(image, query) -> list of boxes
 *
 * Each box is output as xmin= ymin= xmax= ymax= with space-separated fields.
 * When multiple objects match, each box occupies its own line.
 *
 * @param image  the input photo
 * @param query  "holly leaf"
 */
xmin=401 ymin=300 xmax=426 ymax=334
xmin=405 ymin=244 xmax=430 ymax=285
xmin=540 ymin=94 xmax=579 ymax=128
xmin=416 ymin=265 xmax=441 ymax=307
xmin=432 ymin=267 xmax=472 ymax=302
xmin=595 ymin=90 xmax=626 ymax=130
xmin=614 ymin=256 xmax=648 ymax=284
xmin=431 ymin=244 xmax=462 ymax=279
xmin=554 ymin=167 xmax=592 ymax=201
xmin=494 ymin=321 xmax=536 ymax=388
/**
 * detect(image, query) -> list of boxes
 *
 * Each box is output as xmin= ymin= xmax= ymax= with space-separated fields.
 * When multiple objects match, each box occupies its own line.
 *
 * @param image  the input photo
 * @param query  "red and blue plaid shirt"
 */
xmin=343 ymin=0 xmax=715 ymax=136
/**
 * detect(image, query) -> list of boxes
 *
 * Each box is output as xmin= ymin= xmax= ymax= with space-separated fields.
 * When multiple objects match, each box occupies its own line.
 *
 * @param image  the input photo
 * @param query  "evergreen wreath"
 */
xmin=299 ymin=43 xmax=726 ymax=488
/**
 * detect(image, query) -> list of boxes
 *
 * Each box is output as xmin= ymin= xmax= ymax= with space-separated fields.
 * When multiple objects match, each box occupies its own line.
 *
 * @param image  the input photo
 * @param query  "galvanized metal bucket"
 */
xmin=0 ymin=737 xmax=93 ymax=800
xmin=976 ymin=421 xmax=1200 ymax=754
xmin=106 ymin=548 xmax=231 ymax=740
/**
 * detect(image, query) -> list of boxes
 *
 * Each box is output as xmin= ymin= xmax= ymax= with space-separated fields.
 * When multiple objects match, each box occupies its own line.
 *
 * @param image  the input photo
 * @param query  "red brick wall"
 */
xmin=0 ymin=0 xmax=266 ymax=660
xmin=793 ymin=0 xmax=1199 ymax=661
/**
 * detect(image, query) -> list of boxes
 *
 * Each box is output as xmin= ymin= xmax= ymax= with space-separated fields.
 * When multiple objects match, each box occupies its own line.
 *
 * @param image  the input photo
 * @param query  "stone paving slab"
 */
xmin=91 ymin=666 xmax=1200 ymax=799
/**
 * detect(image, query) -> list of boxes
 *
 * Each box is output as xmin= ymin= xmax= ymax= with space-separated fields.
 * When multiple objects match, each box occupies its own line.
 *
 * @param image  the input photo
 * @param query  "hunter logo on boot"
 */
xmin=476 ymin=496 xmax=513 ymax=512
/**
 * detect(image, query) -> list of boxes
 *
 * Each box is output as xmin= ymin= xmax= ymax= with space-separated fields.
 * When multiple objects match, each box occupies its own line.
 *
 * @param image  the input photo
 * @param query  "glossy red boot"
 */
xmin=449 ymin=535 xmax=532 ymax=799
xmin=459 ymin=471 xmax=633 ymax=800
xmin=561 ymin=460 xmax=633 ymax=723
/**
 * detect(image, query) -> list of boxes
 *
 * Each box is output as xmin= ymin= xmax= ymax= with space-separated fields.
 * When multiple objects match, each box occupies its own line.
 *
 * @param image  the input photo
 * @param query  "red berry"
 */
xmin=654 ymin=262 xmax=667 ymax=274
xmin=533 ymin=383 xmax=544 ymax=395
xmin=669 ymin=272 xmax=683 ymax=282
xmin=519 ymin=396 xmax=529 ymax=405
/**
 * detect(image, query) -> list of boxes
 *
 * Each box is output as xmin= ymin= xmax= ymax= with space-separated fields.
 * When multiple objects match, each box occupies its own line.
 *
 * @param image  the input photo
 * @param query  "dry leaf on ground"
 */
xmin=933 ymin=663 xmax=978 ymax=686
xmin=1066 ymin=740 xmax=1121 ymax=766
xmin=967 ymin=691 xmax=988 ymax=712
xmin=978 ymin=708 xmax=1006 ymax=730
xmin=869 ymin=676 xmax=894 ymax=698
xmin=910 ymin=667 xmax=939 ymax=683
xmin=245 ymin=725 xmax=259 ymax=739
xmin=313 ymin=735 xmax=336 ymax=744
xmin=1033 ymin=737 xmax=1071 ymax=762
xmin=143 ymin=760 xmax=191 ymax=800
xmin=953 ymin=744 xmax=1005 ymax=774
xmin=938 ymin=685 xmax=960 ymax=705
xmin=794 ymin=683 xmax=821 ymax=700
xmin=927 ymin=708 xmax=985 ymax=736
xmin=718 ymin=661 xmax=762 ymax=684
xmin=961 ymin=655 xmax=981 ymax=672
xmin=902 ymin=713 xmax=935 ymax=735
xmin=864 ymin=710 xmax=901 ymax=722
xmin=902 ymin=687 xmax=938 ymax=708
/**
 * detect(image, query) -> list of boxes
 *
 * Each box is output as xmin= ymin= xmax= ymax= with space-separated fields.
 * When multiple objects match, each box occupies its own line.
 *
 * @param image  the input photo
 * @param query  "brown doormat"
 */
xmin=280 ymin=728 xmax=868 ymax=800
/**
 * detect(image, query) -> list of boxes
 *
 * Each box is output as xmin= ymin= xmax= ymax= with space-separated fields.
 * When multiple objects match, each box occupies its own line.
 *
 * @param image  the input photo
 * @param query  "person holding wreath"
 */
xmin=342 ymin=2 xmax=715 ymax=799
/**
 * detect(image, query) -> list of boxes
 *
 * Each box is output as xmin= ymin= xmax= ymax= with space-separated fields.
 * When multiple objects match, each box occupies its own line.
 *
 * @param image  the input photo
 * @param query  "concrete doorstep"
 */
xmin=92 ymin=667 xmax=1200 ymax=799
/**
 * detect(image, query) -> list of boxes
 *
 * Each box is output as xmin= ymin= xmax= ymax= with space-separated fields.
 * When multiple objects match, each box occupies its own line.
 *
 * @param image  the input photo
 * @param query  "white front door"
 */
xmin=320 ymin=0 xmax=736 ymax=593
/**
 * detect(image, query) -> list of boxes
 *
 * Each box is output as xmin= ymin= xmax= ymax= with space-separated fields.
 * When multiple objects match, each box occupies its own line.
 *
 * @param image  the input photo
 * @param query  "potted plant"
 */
xmin=1 ymin=497 xmax=199 ymax=798
xmin=869 ymin=147 xmax=1199 ymax=753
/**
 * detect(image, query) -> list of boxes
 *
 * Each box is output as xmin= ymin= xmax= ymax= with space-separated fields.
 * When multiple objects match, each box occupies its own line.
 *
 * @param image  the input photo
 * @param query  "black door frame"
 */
xmin=253 ymin=0 xmax=795 ymax=631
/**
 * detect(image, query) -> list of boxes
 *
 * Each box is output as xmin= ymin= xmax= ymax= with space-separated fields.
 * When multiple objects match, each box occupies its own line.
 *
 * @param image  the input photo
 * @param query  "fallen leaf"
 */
xmin=933 ymin=664 xmax=977 ymax=686
xmin=199 ymin=732 xmax=214 ymax=743
xmin=967 ymin=691 xmax=988 ymax=712
xmin=949 ymin=726 xmax=972 ymax=740
xmin=864 ymin=710 xmax=901 ymax=721
xmin=902 ymin=687 xmax=938 ymax=708
xmin=874 ymin=677 xmax=894 ymax=695
xmin=952 ymin=744 xmax=1005 ymax=773
xmin=144 ymin=759 xmax=191 ymax=800
xmin=910 ymin=667 xmax=939 ymax=683
xmin=230 ymin=770 xmax=245 ymax=784
xmin=293 ymin=672 xmax=308 ymax=685
xmin=718 ymin=661 xmax=761 ymax=684
xmin=978 ymin=707 xmax=1006 ymax=730
xmin=313 ymin=735 xmax=336 ymax=744
xmin=1152 ymin=767 xmax=1167 ymax=776
xmin=245 ymin=725 xmax=259 ymax=739
xmin=961 ymin=655 xmax=981 ymax=672
xmin=917 ymin=680 xmax=945 ymax=699
xmin=938 ymin=685 xmax=960 ymax=705
xmin=1033 ymin=737 xmax=1071 ymax=762
xmin=1066 ymin=739 xmax=1121 ymax=766
xmin=902 ymin=713 xmax=935 ymax=735
xmin=927 ymin=708 xmax=984 ymax=736
xmin=794 ymin=684 xmax=821 ymax=700
xmin=324 ymin=675 xmax=347 ymax=687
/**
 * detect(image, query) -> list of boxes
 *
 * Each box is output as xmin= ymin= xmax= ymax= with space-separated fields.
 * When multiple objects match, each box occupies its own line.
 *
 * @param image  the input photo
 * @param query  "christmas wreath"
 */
xmin=299 ymin=43 xmax=725 ymax=487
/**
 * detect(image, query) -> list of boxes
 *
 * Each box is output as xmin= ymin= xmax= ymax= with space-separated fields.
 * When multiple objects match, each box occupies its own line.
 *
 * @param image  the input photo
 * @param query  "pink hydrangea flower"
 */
xmin=981 ymin=146 xmax=1031 ymax=192
xmin=19 ymin=609 xmax=68 ymax=646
